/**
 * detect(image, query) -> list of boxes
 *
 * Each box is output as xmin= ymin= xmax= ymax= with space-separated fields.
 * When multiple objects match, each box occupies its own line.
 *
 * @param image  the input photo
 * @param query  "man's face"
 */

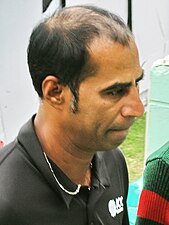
xmin=62 ymin=39 xmax=144 ymax=153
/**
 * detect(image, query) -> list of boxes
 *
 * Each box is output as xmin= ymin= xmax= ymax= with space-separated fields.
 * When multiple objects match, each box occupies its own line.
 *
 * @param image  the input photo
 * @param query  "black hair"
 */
xmin=27 ymin=5 xmax=133 ymax=111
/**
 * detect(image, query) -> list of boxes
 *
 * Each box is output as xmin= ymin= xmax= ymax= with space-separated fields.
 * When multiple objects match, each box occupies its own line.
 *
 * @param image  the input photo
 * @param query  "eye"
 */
xmin=109 ymin=87 xmax=129 ymax=96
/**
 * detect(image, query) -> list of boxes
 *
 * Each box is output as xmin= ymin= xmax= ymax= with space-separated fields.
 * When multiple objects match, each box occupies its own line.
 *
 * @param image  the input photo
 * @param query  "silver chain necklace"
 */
xmin=43 ymin=152 xmax=81 ymax=195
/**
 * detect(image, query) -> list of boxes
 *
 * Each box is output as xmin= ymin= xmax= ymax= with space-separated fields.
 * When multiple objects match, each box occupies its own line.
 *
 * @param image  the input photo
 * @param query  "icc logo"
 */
xmin=108 ymin=196 xmax=124 ymax=218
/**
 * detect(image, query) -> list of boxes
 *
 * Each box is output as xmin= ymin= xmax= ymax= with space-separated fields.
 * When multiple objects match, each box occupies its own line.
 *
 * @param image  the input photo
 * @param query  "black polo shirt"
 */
xmin=0 ymin=116 xmax=129 ymax=225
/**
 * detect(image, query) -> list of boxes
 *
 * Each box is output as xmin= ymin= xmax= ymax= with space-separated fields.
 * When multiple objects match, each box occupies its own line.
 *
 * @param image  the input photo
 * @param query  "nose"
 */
xmin=121 ymin=87 xmax=145 ymax=118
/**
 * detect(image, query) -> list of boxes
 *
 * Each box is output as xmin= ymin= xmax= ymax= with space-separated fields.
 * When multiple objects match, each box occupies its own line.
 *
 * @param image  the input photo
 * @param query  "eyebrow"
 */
xmin=101 ymin=71 xmax=144 ymax=93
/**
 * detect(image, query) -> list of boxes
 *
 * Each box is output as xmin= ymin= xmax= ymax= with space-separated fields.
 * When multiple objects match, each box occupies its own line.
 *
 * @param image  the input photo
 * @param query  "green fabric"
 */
xmin=136 ymin=141 xmax=169 ymax=225
xmin=147 ymin=140 xmax=169 ymax=164
xmin=143 ymin=159 xmax=169 ymax=200
xmin=136 ymin=217 xmax=162 ymax=225
xmin=144 ymin=141 xmax=169 ymax=200
xmin=135 ymin=217 xmax=161 ymax=225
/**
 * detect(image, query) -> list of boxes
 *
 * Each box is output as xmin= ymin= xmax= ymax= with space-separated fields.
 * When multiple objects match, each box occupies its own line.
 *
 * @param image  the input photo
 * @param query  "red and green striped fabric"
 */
xmin=136 ymin=141 xmax=169 ymax=225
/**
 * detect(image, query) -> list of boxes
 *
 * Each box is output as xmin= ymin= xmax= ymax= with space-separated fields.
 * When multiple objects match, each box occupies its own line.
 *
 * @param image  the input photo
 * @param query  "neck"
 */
xmin=34 ymin=112 xmax=93 ymax=186
xmin=45 ymin=147 xmax=93 ymax=186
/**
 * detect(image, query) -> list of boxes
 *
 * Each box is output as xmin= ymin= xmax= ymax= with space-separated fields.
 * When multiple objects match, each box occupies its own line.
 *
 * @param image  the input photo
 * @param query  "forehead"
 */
xmin=84 ymin=38 xmax=142 ymax=87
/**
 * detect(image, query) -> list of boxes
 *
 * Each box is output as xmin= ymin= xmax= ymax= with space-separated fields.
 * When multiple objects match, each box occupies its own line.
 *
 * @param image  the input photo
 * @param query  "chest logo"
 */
xmin=108 ymin=196 xmax=124 ymax=218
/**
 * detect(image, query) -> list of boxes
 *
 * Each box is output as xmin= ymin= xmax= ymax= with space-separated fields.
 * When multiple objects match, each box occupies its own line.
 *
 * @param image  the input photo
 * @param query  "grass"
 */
xmin=120 ymin=114 xmax=146 ymax=182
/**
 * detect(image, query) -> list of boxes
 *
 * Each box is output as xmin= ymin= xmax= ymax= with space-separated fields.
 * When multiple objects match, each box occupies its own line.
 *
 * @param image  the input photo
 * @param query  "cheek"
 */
xmin=78 ymin=96 xmax=123 ymax=130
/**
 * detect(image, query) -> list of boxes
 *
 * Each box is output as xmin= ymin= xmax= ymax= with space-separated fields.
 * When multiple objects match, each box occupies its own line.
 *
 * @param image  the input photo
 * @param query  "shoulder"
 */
xmin=0 ymin=139 xmax=24 ymax=191
xmin=144 ymin=141 xmax=169 ymax=186
xmin=136 ymin=142 xmax=169 ymax=224
xmin=142 ymin=141 xmax=169 ymax=200
xmin=0 ymin=116 xmax=35 ymax=164
xmin=146 ymin=141 xmax=169 ymax=165
xmin=0 ymin=140 xmax=17 ymax=165
xmin=0 ymin=118 xmax=37 ymax=202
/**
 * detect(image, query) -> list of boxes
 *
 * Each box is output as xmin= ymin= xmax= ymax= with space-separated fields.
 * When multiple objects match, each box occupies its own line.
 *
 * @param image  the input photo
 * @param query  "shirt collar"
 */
xmin=53 ymin=152 xmax=111 ymax=208
xmin=17 ymin=115 xmax=111 ymax=208
xmin=91 ymin=152 xmax=111 ymax=189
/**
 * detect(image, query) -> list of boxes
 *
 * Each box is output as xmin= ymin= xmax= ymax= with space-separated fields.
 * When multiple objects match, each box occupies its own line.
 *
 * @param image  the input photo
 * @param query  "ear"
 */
xmin=42 ymin=75 xmax=65 ymax=105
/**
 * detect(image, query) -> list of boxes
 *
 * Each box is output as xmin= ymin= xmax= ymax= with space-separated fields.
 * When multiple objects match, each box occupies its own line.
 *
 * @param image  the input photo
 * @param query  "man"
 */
xmin=0 ymin=5 xmax=144 ymax=225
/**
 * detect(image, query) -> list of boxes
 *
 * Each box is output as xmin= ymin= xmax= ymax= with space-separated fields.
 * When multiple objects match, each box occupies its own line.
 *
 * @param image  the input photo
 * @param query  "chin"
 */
xmin=109 ymin=137 xmax=127 ymax=150
xmin=98 ymin=142 xmax=123 ymax=152
xmin=104 ymin=130 xmax=128 ymax=149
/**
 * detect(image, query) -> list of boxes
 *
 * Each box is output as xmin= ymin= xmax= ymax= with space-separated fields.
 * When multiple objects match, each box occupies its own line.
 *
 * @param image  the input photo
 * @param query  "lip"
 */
xmin=107 ymin=128 xmax=130 ymax=136
xmin=110 ymin=127 xmax=130 ymax=132
xmin=112 ymin=128 xmax=129 ymax=133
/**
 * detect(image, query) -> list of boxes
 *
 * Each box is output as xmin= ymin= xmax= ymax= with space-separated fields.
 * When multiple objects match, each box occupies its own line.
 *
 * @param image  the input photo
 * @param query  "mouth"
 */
xmin=106 ymin=120 xmax=134 ymax=139
xmin=112 ymin=128 xmax=129 ymax=134
xmin=107 ymin=127 xmax=130 ymax=137
xmin=109 ymin=120 xmax=134 ymax=132
xmin=110 ymin=126 xmax=130 ymax=132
